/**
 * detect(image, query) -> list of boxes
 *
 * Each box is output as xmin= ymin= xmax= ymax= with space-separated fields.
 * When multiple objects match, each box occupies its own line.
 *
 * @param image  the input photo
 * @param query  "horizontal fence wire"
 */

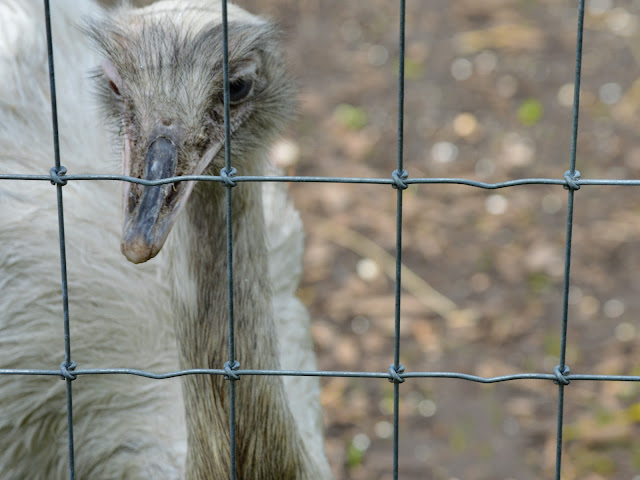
xmin=1 ymin=367 xmax=639 ymax=383
xmin=6 ymin=172 xmax=640 ymax=188
xmin=0 ymin=0 xmax=639 ymax=479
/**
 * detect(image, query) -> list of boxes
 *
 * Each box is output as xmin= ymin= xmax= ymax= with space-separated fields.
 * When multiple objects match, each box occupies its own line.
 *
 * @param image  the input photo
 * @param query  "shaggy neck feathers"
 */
xmin=168 ymin=176 xmax=316 ymax=479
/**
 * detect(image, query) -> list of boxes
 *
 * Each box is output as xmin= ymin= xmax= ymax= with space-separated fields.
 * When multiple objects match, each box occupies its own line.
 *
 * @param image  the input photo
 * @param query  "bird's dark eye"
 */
xmin=108 ymin=80 xmax=121 ymax=97
xmin=228 ymin=78 xmax=253 ymax=103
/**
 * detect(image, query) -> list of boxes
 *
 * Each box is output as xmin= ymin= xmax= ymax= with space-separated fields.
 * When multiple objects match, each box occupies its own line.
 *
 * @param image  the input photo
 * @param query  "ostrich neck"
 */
xmin=168 ymin=180 xmax=315 ymax=480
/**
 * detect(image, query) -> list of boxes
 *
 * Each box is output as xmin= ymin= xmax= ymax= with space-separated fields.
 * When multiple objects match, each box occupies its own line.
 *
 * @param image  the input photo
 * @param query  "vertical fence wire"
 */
xmin=43 ymin=1 xmax=76 ymax=479
xmin=220 ymin=0 xmax=239 ymax=478
xmin=392 ymin=1 xmax=407 ymax=479
xmin=2 ymin=1 xmax=639 ymax=479
xmin=555 ymin=1 xmax=585 ymax=478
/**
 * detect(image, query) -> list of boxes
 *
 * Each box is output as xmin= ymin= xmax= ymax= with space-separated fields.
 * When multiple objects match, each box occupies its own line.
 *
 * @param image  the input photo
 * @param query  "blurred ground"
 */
xmin=109 ymin=1 xmax=640 ymax=478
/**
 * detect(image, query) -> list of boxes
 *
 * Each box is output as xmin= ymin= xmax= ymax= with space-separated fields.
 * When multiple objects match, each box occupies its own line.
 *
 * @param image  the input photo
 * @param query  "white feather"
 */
xmin=0 ymin=0 xmax=330 ymax=478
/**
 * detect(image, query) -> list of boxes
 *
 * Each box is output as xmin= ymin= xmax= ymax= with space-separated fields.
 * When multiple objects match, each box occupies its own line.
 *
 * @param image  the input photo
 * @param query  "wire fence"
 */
xmin=1 ymin=0 xmax=640 ymax=478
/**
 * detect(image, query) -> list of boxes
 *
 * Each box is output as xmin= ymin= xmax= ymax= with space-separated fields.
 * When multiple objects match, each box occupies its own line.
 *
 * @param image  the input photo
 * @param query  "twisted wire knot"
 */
xmin=563 ymin=170 xmax=580 ymax=191
xmin=219 ymin=167 xmax=237 ymax=188
xmin=553 ymin=365 xmax=570 ymax=385
xmin=49 ymin=166 xmax=68 ymax=186
xmin=223 ymin=360 xmax=241 ymax=381
xmin=391 ymin=169 xmax=409 ymax=190
xmin=59 ymin=360 xmax=77 ymax=381
xmin=388 ymin=363 xmax=405 ymax=383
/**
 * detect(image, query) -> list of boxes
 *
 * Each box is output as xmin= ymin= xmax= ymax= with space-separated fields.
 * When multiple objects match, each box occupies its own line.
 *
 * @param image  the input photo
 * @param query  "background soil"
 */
xmin=110 ymin=1 xmax=640 ymax=478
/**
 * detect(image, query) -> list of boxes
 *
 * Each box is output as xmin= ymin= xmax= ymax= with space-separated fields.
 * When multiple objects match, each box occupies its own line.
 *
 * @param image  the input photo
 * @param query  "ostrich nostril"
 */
xmin=162 ymin=118 xmax=173 ymax=126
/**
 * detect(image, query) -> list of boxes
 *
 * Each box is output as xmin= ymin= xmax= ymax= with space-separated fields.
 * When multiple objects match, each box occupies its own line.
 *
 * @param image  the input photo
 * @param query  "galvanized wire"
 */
xmin=220 ymin=2 xmax=240 ymax=478
xmin=1 ymin=366 xmax=638 ymax=384
xmin=391 ymin=2 xmax=407 ymax=480
xmin=554 ymin=2 xmax=586 ymax=478
xmin=43 ymin=0 xmax=76 ymax=478
xmin=7 ymin=172 xmax=640 ymax=188
xmin=2 ymin=0 xmax=639 ymax=479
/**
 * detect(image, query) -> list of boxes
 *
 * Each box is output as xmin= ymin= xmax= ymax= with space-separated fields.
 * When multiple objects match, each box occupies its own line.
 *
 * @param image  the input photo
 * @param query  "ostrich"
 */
xmin=0 ymin=0 xmax=332 ymax=478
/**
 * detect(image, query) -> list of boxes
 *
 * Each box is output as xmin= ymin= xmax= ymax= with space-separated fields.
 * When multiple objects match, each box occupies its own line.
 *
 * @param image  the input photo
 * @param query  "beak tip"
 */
xmin=121 ymin=238 xmax=158 ymax=264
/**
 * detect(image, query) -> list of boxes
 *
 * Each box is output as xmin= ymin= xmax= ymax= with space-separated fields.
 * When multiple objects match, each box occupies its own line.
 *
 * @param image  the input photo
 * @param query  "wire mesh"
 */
xmin=0 ymin=0 xmax=639 ymax=479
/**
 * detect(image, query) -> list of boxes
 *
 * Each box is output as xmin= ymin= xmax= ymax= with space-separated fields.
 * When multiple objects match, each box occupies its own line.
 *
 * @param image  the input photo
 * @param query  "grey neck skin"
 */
xmin=167 ymin=180 xmax=317 ymax=480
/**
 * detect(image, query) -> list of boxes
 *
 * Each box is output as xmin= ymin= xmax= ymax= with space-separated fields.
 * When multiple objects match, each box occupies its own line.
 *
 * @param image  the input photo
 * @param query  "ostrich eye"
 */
xmin=228 ymin=78 xmax=253 ymax=103
xmin=108 ymin=80 xmax=121 ymax=97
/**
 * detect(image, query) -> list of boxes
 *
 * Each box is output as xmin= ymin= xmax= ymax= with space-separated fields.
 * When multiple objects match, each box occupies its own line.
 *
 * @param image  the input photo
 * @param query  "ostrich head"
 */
xmin=86 ymin=2 xmax=295 ymax=264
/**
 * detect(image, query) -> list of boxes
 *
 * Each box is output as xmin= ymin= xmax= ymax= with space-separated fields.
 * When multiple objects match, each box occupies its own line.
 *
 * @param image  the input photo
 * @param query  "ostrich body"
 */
xmin=0 ymin=1 xmax=332 ymax=479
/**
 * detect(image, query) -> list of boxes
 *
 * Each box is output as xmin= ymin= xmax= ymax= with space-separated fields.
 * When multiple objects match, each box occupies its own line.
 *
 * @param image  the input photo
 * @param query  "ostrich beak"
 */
xmin=121 ymin=136 xmax=178 ymax=264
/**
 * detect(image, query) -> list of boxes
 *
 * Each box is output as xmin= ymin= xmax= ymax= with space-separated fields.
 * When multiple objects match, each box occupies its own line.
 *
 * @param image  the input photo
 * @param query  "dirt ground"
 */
xmin=107 ymin=1 xmax=640 ymax=478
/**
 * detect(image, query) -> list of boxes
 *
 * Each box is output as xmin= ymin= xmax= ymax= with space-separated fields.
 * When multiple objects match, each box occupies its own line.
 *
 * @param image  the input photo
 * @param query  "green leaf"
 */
xmin=334 ymin=103 xmax=369 ymax=130
xmin=517 ymin=98 xmax=544 ymax=126
xmin=346 ymin=442 xmax=364 ymax=469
